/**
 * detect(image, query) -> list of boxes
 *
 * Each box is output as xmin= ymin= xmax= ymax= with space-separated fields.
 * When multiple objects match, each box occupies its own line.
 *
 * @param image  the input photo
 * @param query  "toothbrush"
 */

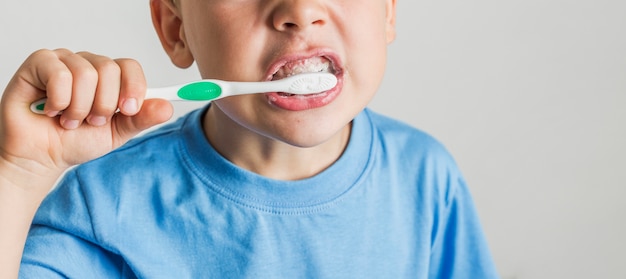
xmin=30 ymin=72 xmax=337 ymax=114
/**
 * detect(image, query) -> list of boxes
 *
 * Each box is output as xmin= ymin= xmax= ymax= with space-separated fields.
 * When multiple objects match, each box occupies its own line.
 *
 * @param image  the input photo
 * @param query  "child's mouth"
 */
xmin=266 ymin=55 xmax=343 ymax=111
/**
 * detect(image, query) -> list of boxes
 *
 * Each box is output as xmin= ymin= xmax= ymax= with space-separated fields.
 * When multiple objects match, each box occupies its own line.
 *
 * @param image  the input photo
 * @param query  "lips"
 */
xmin=266 ymin=54 xmax=343 ymax=111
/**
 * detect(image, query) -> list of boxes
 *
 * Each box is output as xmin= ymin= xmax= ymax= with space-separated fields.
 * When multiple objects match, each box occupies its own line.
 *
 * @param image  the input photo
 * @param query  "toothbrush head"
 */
xmin=286 ymin=73 xmax=338 ymax=94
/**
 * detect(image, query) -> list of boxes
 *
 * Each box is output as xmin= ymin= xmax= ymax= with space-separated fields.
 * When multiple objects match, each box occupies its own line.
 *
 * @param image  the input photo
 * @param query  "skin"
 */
xmin=0 ymin=0 xmax=396 ymax=276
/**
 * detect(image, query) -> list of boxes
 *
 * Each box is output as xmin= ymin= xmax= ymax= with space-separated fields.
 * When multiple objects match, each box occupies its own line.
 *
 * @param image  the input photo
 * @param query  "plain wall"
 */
xmin=1 ymin=1 xmax=625 ymax=278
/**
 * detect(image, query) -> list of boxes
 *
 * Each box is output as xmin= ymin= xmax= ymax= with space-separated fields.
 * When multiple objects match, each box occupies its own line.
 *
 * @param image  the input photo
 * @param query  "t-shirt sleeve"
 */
xmin=20 ymin=226 xmax=128 ymax=278
xmin=19 ymin=171 xmax=130 ymax=278
xmin=428 ymin=175 xmax=500 ymax=278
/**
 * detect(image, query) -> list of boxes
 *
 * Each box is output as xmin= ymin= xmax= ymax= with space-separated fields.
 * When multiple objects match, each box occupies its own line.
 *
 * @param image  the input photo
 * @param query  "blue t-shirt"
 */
xmin=20 ymin=107 xmax=498 ymax=278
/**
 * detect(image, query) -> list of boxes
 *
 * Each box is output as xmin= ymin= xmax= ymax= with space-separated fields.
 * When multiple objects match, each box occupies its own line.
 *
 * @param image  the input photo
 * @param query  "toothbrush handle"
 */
xmin=27 ymin=84 xmax=203 ymax=115
xmin=27 ymin=86 xmax=186 ymax=115
xmin=29 ymin=81 xmax=217 ymax=115
xmin=30 ymin=98 xmax=49 ymax=115
xmin=27 ymin=88 xmax=183 ymax=115
xmin=146 ymin=85 xmax=186 ymax=101
xmin=228 ymin=79 xmax=289 ymax=95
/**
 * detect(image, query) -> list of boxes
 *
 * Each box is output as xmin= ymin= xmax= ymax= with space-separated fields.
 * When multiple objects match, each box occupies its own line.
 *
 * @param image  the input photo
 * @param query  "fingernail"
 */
xmin=87 ymin=115 xmax=107 ymax=126
xmin=122 ymin=98 xmax=138 ymax=114
xmin=46 ymin=110 xmax=61 ymax=117
xmin=62 ymin=119 xmax=80 ymax=130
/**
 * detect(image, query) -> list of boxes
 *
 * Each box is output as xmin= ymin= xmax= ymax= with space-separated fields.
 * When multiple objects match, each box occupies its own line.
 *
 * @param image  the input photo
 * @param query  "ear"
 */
xmin=385 ymin=0 xmax=397 ymax=43
xmin=150 ymin=0 xmax=194 ymax=68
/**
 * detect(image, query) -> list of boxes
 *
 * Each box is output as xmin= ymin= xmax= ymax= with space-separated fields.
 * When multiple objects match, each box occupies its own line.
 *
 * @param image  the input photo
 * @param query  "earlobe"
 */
xmin=150 ymin=0 xmax=194 ymax=68
xmin=386 ymin=0 xmax=397 ymax=43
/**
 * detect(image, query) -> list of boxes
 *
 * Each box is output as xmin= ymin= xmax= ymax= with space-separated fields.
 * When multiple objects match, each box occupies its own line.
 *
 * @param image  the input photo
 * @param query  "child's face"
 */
xmin=155 ymin=0 xmax=397 ymax=147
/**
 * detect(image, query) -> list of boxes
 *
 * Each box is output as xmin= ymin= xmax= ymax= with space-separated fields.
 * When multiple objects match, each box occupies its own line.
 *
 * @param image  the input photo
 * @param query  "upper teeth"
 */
xmin=274 ymin=57 xmax=332 ymax=79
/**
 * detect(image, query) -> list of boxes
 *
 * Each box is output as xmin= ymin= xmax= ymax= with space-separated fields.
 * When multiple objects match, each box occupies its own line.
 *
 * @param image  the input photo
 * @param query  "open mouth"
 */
xmin=271 ymin=56 xmax=337 ymax=97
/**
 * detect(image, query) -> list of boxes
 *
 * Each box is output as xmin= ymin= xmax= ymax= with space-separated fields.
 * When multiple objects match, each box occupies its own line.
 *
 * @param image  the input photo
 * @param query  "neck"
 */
xmin=203 ymin=105 xmax=351 ymax=181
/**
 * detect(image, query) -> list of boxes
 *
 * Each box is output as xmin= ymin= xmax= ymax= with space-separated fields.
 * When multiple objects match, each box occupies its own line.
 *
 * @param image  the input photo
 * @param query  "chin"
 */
xmin=267 ymin=121 xmax=352 ymax=149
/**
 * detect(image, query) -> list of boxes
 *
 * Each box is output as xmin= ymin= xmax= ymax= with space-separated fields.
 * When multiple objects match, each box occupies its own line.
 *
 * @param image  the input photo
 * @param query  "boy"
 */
xmin=0 ymin=0 xmax=498 ymax=277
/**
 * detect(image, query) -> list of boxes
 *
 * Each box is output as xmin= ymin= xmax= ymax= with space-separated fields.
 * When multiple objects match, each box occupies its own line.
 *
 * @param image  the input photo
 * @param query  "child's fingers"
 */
xmin=11 ymin=49 xmax=150 ymax=129
xmin=53 ymin=50 xmax=99 ymax=129
xmin=115 ymin=58 xmax=147 ymax=116
xmin=77 ymin=52 xmax=122 ymax=126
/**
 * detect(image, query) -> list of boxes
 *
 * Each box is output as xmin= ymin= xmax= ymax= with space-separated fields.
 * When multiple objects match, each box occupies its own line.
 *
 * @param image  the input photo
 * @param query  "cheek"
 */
xmin=190 ymin=36 xmax=258 ymax=79
xmin=339 ymin=13 xmax=389 ymax=93
xmin=184 ymin=19 xmax=266 ymax=79
xmin=344 ymin=38 xmax=388 ymax=103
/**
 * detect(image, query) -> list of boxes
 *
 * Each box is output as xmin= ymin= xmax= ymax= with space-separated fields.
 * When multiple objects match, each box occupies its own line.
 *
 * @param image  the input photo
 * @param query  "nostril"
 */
xmin=311 ymin=19 xmax=324 ymax=26
xmin=279 ymin=19 xmax=324 ymax=31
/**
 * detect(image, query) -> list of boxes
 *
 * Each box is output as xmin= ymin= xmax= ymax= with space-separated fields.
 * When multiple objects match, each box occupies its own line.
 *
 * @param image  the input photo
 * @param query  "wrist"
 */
xmin=0 ymin=156 xmax=63 ymax=200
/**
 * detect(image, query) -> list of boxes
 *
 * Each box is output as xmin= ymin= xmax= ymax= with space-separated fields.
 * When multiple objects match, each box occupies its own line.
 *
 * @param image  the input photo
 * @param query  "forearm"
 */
xmin=0 ymin=160 xmax=60 ymax=279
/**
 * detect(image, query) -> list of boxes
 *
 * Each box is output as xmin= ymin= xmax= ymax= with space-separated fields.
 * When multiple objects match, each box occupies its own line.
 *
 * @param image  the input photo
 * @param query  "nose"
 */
xmin=271 ymin=0 xmax=327 ymax=32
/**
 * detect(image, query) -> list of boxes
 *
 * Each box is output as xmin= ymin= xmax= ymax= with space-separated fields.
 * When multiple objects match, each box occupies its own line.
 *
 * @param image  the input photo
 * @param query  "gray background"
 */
xmin=1 ymin=1 xmax=625 ymax=278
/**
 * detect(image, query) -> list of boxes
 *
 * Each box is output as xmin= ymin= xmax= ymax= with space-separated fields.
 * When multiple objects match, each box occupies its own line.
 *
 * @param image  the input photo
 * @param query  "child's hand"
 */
xmin=0 ymin=49 xmax=173 ymax=190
